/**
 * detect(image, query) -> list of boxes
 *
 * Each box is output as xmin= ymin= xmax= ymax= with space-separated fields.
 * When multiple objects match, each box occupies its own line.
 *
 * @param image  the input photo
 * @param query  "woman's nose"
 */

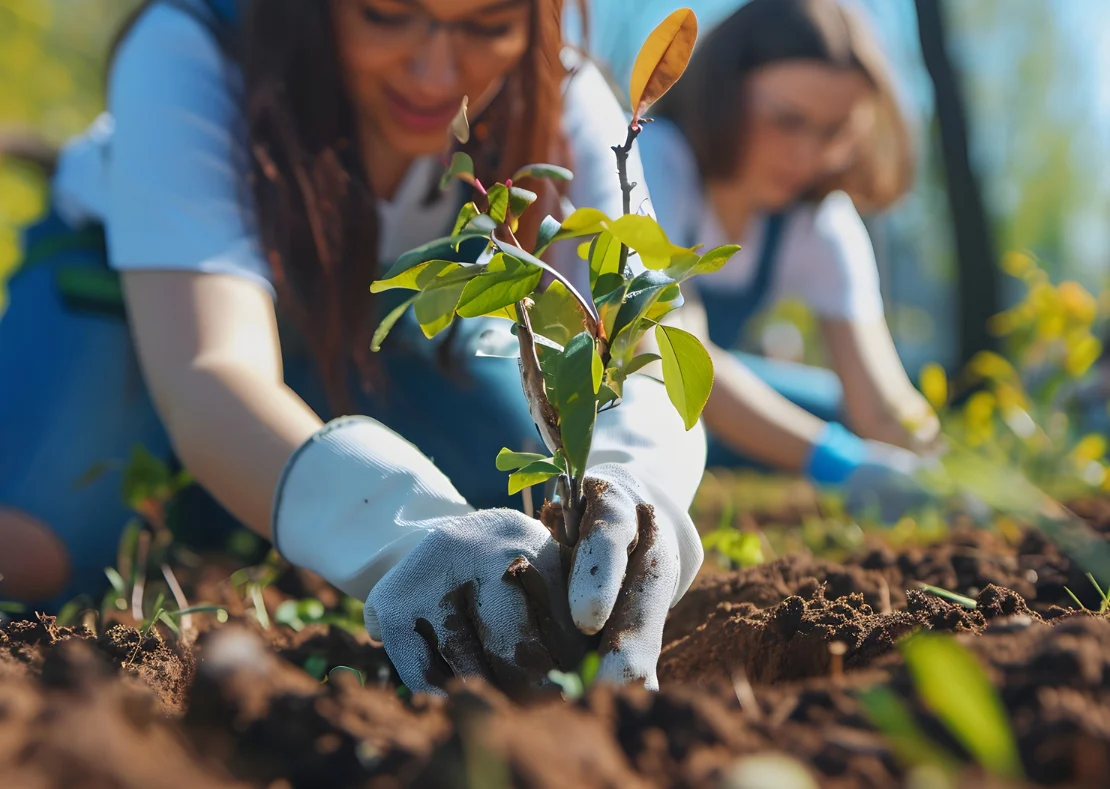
xmin=408 ymin=30 xmax=460 ymax=94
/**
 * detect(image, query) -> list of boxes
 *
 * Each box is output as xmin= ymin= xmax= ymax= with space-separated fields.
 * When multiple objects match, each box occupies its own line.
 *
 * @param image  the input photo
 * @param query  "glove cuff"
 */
xmin=273 ymin=416 xmax=473 ymax=601
xmin=805 ymin=422 xmax=867 ymax=485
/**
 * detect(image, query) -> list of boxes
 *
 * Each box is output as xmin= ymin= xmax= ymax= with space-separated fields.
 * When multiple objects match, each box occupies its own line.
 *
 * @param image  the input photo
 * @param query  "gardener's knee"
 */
xmin=0 ymin=508 xmax=70 ymax=600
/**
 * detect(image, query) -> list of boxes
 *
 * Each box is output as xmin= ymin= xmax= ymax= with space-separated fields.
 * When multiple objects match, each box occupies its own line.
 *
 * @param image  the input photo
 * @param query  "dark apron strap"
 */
xmin=695 ymin=213 xmax=787 ymax=350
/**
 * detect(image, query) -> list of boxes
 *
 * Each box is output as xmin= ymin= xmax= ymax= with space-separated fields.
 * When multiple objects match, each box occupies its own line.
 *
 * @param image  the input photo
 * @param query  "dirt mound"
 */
xmin=2 ymin=523 xmax=1110 ymax=788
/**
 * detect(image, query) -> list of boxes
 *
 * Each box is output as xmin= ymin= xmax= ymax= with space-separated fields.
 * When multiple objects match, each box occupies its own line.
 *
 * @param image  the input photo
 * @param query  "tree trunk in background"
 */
xmin=914 ymin=0 xmax=1000 ymax=369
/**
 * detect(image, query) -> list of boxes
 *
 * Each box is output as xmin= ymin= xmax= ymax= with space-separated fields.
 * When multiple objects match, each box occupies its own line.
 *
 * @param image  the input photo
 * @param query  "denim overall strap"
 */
xmin=695 ymin=213 xmax=787 ymax=350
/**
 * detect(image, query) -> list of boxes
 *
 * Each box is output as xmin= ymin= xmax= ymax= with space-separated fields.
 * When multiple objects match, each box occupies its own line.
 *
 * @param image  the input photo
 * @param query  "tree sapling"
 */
xmin=372 ymin=9 xmax=724 ymax=543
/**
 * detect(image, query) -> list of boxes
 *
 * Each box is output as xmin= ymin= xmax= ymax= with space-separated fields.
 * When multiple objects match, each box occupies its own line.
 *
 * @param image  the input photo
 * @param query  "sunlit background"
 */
xmin=3 ymin=0 xmax=1109 ymax=376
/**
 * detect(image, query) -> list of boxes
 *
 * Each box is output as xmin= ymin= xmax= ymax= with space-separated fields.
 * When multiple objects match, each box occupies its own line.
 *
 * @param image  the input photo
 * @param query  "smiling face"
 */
xmin=736 ymin=60 xmax=874 ymax=210
xmin=330 ymin=0 xmax=533 ymax=159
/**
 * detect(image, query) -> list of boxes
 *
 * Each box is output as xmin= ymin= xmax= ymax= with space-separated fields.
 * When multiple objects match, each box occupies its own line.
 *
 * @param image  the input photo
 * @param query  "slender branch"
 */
xmin=612 ymin=121 xmax=648 ymax=278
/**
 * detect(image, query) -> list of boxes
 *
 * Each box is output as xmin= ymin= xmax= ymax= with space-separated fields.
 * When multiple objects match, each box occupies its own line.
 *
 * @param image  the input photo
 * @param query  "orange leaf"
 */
xmin=629 ymin=9 xmax=698 ymax=121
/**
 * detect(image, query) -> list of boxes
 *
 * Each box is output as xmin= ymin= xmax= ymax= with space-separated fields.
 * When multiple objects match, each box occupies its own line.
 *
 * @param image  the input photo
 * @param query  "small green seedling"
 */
xmin=546 ymin=650 xmax=601 ymax=699
xmin=918 ymin=584 xmax=978 ymax=610
xmin=371 ymin=9 xmax=721 ymax=536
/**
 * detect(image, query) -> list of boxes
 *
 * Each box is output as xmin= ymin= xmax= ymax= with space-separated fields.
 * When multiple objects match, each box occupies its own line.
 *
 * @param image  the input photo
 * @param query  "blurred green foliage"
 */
xmin=0 ymin=0 xmax=139 ymax=309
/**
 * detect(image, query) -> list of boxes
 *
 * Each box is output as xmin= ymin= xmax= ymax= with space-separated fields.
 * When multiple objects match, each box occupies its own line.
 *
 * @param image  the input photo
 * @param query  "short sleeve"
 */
xmin=104 ymin=4 xmax=273 ymax=295
xmin=776 ymin=192 xmax=885 ymax=322
xmin=634 ymin=117 xmax=704 ymax=249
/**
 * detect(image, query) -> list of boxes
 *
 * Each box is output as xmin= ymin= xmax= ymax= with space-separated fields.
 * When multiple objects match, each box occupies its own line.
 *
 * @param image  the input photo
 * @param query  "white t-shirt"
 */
xmin=636 ymin=118 xmax=884 ymax=323
xmin=52 ymin=0 xmax=649 ymax=299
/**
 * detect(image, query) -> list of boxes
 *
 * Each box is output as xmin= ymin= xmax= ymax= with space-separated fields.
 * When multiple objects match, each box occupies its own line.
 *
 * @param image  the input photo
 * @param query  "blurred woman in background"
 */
xmin=640 ymin=0 xmax=938 ymax=518
xmin=0 ymin=0 xmax=705 ymax=695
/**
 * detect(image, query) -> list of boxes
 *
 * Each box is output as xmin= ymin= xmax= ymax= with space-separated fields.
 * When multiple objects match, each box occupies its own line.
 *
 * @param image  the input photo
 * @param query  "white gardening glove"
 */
xmin=273 ymin=417 xmax=585 ymax=698
xmin=569 ymin=375 xmax=707 ymax=690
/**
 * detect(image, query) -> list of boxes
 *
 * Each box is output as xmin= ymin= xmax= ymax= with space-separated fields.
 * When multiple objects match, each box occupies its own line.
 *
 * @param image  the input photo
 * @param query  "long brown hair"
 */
xmin=654 ymin=0 xmax=913 ymax=212
xmin=114 ymin=0 xmax=571 ymax=412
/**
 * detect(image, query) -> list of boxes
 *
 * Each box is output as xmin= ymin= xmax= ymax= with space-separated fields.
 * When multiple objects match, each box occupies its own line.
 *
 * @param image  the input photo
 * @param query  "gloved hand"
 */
xmin=273 ymin=417 xmax=586 ymax=699
xmin=567 ymin=462 xmax=699 ymax=690
xmin=805 ymin=422 xmax=934 ymax=524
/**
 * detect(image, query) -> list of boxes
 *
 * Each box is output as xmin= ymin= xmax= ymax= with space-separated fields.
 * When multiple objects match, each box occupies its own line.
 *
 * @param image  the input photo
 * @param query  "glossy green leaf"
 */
xmin=588 ymin=231 xmax=623 ymax=293
xmin=508 ymin=459 xmax=565 ymax=495
xmin=439 ymin=151 xmax=475 ymax=191
xmin=528 ymin=281 xmax=589 ymax=348
xmin=534 ymin=215 xmax=563 ymax=256
xmin=901 ymin=633 xmax=1024 ymax=781
xmin=413 ymin=267 xmax=478 ymax=338
xmin=511 ymin=163 xmax=574 ymax=183
xmin=452 ymin=202 xmax=481 ymax=236
xmin=685 ymin=244 xmax=740 ymax=278
xmin=607 ymin=214 xmax=691 ymax=269
xmin=593 ymin=272 xmax=625 ymax=303
xmin=371 ymin=294 xmax=417 ymax=352
xmin=553 ymin=207 xmax=610 ymax=242
xmin=556 ymin=332 xmax=602 ymax=477
xmin=381 ymin=231 xmax=490 ymax=280
xmin=509 ymin=186 xmax=538 ymax=218
xmin=371 ymin=259 xmax=455 ymax=293
xmin=645 ymin=283 xmax=684 ymax=322
xmin=656 ymin=324 xmax=714 ymax=430
xmin=457 ymin=254 xmax=542 ymax=318
xmin=597 ymin=382 xmax=621 ymax=409
xmin=611 ymin=269 xmax=677 ymax=342
xmin=487 ymin=183 xmax=510 ymax=224
xmin=492 ymin=238 xmax=597 ymax=325
xmin=496 ymin=448 xmax=550 ymax=472
xmin=465 ymin=213 xmax=498 ymax=234
xmin=622 ymin=353 xmax=662 ymax=377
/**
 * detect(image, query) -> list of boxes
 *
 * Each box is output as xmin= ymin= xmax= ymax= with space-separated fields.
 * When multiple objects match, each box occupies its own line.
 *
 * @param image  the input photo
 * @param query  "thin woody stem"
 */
xmin=612 ymin=121 xmax=648 ymax=278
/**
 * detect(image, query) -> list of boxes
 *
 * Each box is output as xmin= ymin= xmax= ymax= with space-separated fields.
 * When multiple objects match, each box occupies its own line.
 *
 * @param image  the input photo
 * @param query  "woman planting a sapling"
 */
xmin=639 ymin=0 xmax=939 ymax=521
xmin=0 ymin=0 xmax=707 ymax=695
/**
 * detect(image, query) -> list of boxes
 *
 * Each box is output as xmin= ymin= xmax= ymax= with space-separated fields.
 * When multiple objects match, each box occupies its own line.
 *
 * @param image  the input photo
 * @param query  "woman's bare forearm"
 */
xmin=702 ymin=349 xmax=826 ymax=472
xmin=159 ymin=360 xmax=321 ymax=537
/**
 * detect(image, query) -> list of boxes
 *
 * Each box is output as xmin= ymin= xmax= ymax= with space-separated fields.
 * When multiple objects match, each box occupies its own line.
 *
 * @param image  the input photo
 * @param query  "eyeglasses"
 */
xmin=354 ymin=0 xmax=531 ymax=55
xmin=749 ymin=91 xmax=874 ymax=154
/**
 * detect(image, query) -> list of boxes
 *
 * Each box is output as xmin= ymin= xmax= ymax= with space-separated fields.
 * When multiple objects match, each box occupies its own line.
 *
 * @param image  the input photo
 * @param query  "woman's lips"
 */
xmin=384 ymin=88 xmax=461 ymax=134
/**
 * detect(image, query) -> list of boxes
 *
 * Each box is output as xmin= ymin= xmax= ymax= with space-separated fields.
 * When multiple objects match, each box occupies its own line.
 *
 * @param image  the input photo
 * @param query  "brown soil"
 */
xmin=3 ymin=516 xmax=1110 ymax=788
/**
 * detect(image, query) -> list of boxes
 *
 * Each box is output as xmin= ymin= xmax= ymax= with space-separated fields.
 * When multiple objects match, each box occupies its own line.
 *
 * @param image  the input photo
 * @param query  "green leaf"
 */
xmin=622 ymin=353 xmax=662 ymax=377
xmin=553 ymin=207 xmax=610 ymax=242
xmin=511 ymin=163 xmax=574 ymax=183
xmin=371 ymin=294 xmax=417 ymax=352
xmin=382 ymin=231 xmax=490 ymax=280
xmin=529 ymin=281 xmax=590 ymax=350
xmin=452 ymin=202 xmax=481 ymax=236
xmin=509 ymin=186 xmax=538 ymax=218
xmin=371 ymin=259 xmax=456 ymax=293
xmin=534 ymin=215 xmax=563 ymax=256
xmin=465 ymin=213 xmax=498 ymax=235
xmin=105 ymin=567 xmax=127 ymax=596
xmin=491 ymin=238 xmax=596 ymax=326
xmin=496 ymin=448 xmax=550 ymax=472
xmin=656 ymin=324 xmax=714 ymax=430
xmin=556 ymin=332 xmax=602 ymax=477
xmin=901 ymin=633 xmax=1024 ymax=781
xmin=679 ymin=244 xmax=741 ymax=279
xmin=122 ymin=444 xmax=172 ymax=510
xmin=858 ymin=686 xmax=959 ymax=772
xmin=440 ymin=151 xmax=475 ymax=191
xmin=593 ymin=272 xmax=625 ymax=302
xmin=456 ymin=254 xmax=542 ymax=319
xmin=607 ymin=214 xmax=691 ymax=270
xmin=645 ymin=284 xmax=684 ymax=322
xmin=508 ymin=459 xmax=565 ymax=495
xmin=588 ymin=231 xmax=623 ymax=294
xmin=487 ymin=183 xmax=510 ymax=224
xmin=598 ymin=382 xmax=621 ymax=409
xmin=611 ymin=269 xmax=677 ymax=342
xmin=413 ymin=267 xmax=478 ymax=338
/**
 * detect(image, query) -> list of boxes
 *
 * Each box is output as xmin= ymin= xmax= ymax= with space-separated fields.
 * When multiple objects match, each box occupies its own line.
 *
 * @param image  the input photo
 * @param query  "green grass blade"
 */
xmin=919 ymin=584 xmax=978 ymax=610
xmin=1064 ymin=586 xmax=1088 ymax=611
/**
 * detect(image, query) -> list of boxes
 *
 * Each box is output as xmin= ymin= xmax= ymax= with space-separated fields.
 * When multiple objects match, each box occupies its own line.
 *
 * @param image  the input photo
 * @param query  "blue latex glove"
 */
xmin=805 ymin=423 xmax=933 ymax=524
